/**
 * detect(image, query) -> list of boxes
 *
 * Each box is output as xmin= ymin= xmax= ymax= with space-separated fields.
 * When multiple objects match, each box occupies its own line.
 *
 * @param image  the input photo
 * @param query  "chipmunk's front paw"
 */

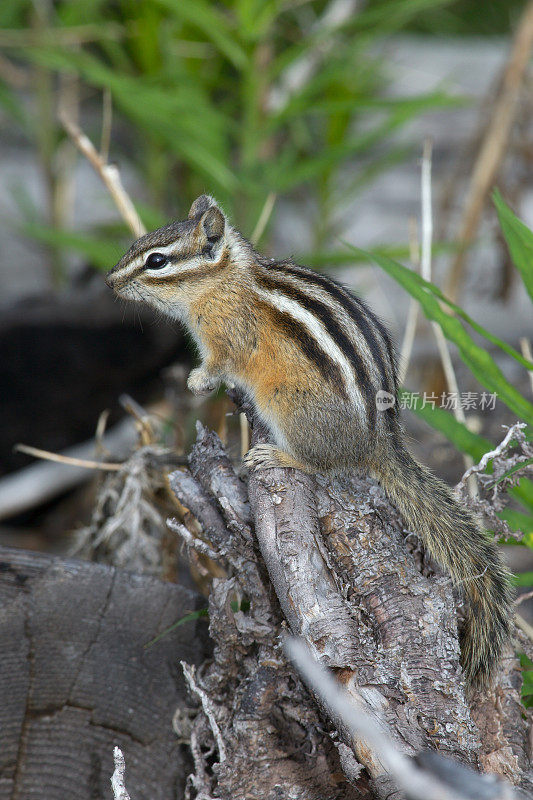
xmin=187 ymin=367 xmax=219 ymax=396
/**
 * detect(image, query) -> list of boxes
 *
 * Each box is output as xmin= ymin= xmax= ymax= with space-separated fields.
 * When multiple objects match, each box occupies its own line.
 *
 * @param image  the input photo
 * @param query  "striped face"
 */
xmin=105 ymin=196 xmax=228 ymax=318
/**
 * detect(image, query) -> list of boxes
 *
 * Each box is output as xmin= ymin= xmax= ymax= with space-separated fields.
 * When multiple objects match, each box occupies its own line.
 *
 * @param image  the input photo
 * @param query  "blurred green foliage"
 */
xmin=406 ymin=0 xmax=526 ymax=36
xmin=1 ymin=0 xmax=462 ymax=273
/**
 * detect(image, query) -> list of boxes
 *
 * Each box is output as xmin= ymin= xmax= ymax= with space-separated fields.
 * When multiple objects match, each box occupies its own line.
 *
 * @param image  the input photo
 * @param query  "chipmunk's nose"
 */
xmin=105 ymin=271 xmax=116 ymax=288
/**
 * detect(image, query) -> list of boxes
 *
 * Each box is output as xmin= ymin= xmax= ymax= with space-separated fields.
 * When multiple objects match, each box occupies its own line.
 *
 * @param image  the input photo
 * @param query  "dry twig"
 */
xmin=419 ymin=140 xmax=474 ymax=483
xmin=182 ymin=663 xmax=227 ymax=764
xmin=446 ymin=0 xmax=533 ymax=301
xmin=14 ymin=443 xmax=123 ymax=471
xmin=398 ymin=218 xmax=420 ymax=385
xmin=59 ymin=110 xmax=145 ymax=238
xmin=455 ymin=422 xmax=533 ymax=541
xmin=100 ymin=88 xmax=113 ymax=165
xmin=515 ymin=590 xmax=533 ymax=608
xmin=459 ymin=422 xmax=529 ymax=485
xmin=399 ymin=140 xmax=471 ymax=475
xmin=168 ymin=518 xmax=221 ymax=563
xmin=250 ymin=192 xmax=277 ymax=244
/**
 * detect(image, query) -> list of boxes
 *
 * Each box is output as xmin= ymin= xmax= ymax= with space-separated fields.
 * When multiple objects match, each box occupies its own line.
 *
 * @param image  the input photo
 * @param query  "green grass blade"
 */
xmin=493 ymin=189 xmax=533 ymax=303
xmin=489 ymin=458 xmax=533 ymax=488
xmin=434 ymin=295 xmax=533 ymax=372
xmin=355 ymin=248 xmax=533 ymax=426
xmin=513 ymin=479 xmax=533 ymax=513
xmin=350 ymin=244 xmax=533 ymax=370
xmin=404 ymin=393 xmax=533 ymax=520
xmin=23 ymin=47 xmax=237 ymax=192
xmin=144 ymin=608 xmax=208 ymax=649
xmin=501 ymin=511 xmax=533 ymax=542
xmin=154 ymin=0 xmax=248 ymax=69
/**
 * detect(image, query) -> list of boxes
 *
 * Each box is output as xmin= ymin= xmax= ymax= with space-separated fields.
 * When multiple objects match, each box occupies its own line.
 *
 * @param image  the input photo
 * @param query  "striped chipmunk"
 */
xmin=106 ymin=194 xmax=511 ymax=689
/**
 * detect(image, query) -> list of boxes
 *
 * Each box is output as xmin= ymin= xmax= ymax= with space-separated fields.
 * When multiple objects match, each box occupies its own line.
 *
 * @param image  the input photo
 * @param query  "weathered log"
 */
xmin=0 ymin=546 xmax=210 ymax=800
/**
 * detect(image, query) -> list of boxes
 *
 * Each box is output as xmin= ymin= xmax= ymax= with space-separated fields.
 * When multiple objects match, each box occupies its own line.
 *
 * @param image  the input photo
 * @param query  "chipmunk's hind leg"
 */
xmin=243 ymin=401 xmax=370 ymax=474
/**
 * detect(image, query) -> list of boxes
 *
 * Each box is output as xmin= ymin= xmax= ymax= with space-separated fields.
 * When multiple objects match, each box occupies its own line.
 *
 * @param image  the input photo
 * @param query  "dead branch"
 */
xmin=0 ymin=416 xmax=137 ymax=521
xmin=170 ymin=417 xmax=532 ymax=799
xmin=247 ymin=424 xmax=478 ymax=799
xmin=171 ymin=426 xmax=354 ymax=800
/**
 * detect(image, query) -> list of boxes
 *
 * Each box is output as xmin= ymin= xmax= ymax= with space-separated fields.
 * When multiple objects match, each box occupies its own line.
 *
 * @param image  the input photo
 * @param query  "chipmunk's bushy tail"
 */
xmin=374 ymin=442 xmax=512 ymax=688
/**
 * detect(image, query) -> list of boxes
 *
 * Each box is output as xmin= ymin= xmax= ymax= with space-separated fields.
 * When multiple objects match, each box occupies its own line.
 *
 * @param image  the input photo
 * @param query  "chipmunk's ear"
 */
xmin=200 ymin=206 xmax=225 ymax=245
xmin=188 ymin=194 xmax=219 ymax=219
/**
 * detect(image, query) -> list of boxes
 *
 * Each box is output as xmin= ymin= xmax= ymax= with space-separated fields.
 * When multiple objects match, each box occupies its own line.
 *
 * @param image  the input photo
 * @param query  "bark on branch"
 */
xmin=169 ymin=419 xmax=533 ymax=799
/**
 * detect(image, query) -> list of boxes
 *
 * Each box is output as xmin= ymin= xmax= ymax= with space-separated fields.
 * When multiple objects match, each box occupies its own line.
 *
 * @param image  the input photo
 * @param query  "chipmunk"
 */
xmin=106 ymin=194 xmax=511 ymax=689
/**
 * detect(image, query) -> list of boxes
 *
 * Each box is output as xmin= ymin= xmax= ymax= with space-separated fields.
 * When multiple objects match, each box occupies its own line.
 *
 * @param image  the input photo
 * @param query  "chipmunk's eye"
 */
xmin=145 ymin=252 xmax=168 ymax=270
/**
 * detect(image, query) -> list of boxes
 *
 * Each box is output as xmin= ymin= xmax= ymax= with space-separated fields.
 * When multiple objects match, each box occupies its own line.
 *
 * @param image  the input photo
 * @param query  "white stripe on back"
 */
xmin=253 ymin=286 xmax=367 ymax=418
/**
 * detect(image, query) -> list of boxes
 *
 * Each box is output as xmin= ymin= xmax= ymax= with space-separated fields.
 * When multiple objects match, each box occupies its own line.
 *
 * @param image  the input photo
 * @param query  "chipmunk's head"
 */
xmin=106 ymin=195 xmax=230 ymax=318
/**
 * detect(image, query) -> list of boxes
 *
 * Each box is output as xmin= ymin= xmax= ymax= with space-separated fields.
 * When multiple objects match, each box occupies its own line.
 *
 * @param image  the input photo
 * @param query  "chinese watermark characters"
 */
xmin=375 ymin=390 xmax=498 ymax=412
xmin=396 ymin=391 xmax=497 ymax=412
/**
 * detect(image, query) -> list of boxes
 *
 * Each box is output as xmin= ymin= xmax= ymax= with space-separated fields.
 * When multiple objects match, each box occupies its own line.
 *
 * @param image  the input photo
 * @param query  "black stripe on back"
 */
xmin=271 ymin=262 xmax=395 ymax=393
xmin=254 ymin=269 xmax=376 ymax=429
xmin=255 ymin=299 xmax=347 ymax=398
xmin=366 ymin=312 xmax=398 ymax=394
xmin=270 ymin=260 xmax=399 ymax=425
